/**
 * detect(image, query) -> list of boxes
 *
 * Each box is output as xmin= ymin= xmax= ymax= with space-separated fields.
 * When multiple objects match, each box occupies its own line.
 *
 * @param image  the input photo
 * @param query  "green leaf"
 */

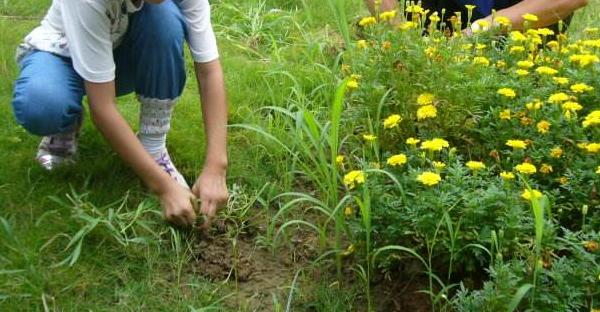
xmin=507 ymin=283 xmax=533 ymax=312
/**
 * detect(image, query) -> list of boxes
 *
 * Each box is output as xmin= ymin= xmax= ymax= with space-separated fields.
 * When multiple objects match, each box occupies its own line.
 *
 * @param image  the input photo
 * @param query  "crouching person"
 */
xmin=11 ymin=0 xmax=229 ymax=227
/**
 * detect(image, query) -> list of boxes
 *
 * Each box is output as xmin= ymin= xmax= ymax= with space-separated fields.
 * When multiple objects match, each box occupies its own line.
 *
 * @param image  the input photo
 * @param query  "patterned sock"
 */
xmin=138 ymin=95 xmax=176 ymax=156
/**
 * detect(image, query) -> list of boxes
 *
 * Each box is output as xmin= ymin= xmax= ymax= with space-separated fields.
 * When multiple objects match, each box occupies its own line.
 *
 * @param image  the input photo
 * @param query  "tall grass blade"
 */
xmin=325 ymin=0 xmax=351 ymax=47
xmin=507 ymin=283 xmax=533 ymax=312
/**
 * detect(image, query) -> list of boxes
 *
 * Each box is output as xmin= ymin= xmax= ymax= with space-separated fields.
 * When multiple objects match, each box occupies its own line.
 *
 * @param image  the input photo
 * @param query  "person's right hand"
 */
xmin=159 ymin=182 xmax=197 ymax=227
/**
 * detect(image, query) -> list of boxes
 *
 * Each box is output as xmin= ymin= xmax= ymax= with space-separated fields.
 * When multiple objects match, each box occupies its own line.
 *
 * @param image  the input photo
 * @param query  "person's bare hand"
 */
xmin=191 ymin=166 xmax=228 ymax=228
xmin=159 ymin=182 xmax=197 ymax=227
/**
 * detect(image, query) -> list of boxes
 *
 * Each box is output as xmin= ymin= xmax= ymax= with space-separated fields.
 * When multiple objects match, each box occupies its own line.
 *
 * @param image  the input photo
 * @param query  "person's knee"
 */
xmin=132 ymin=2 xmax=187 ymax=99
xmin=139 ymin=3 xmax=185 ymax=50
xmin=12 ymin=80 xmax=81 ymax=136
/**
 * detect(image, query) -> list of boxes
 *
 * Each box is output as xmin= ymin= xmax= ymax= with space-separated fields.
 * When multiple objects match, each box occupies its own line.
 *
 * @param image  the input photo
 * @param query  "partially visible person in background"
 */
xmin=364 ymin=0 xmax=589 ymax=32
xmin=11 ymin=0 xmax=229 ymax=228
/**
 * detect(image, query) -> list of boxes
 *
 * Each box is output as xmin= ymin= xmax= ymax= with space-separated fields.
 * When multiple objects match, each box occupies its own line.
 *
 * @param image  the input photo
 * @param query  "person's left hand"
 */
xmin=192 ymin=166 xmax=228 ymax=228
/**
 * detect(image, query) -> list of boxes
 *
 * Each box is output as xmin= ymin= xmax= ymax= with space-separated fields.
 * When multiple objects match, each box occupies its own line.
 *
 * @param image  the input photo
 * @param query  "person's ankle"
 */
xmin=138 ymin=132 xmax=166 ymax=156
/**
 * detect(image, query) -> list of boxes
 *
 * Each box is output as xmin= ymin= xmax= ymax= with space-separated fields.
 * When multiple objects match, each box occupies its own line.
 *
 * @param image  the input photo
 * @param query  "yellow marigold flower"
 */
xmin=379 ymin=10 xmax=397 ymax=21
xmin=583 ymin=240 xmax=599 ymax=252
xmin=506 ymin=139 xmax=528 ymax=150
xmin=359 ymin=16 xmax=377 ymax=27
xmin=496 ymin=60 xmax=507 ymax=68
xmin=515 ymin=69 xmax=529 ymax=76
xmin=473 ymin=56 xmax=490 ymax=66
xmin=417 ymin=93 xmax=435 ymax=105
xmin=537 ymin=28 xmax=555 ymax=36
xmin=357 ymin=40 xmax=368 ymax=49
xmin=526 ymin=99 xmax=543 ymax=111
xmin=525 ymin=102 xmax=534 ymax=110
xmin=515 ymin=162 xmax=537 ymax=174
xmin=521 ymin=189 xmax=543 ymax=201
xmin=406 ymin=137 xmax=420 ymax=146
xmin=341 ymin=244 xmax=355 ymax=256
xmin=343 ymin=170 xmax=366 ymax=189
xmin=466 ymin=161 xmax=486 ymax=171
xmin=497 ymin=88 xmax=517 ymax=99
xmin=517 ymin=60 xmax=535 ymax=69
xmin=433 ymin=161 xmax=446 ymax=170
xmin=383 ymin=114 xmax=402 ymax=129
xmin=582 ymin=39 xmax=600 ymax=48
xmin=563 ymin=109 xmax=572 ymax=119
xmin=510 ymin=46 xmax=525 ymax=53
xmin=341 ymin=64 xmax=351 ymax=74
xmin=537 ymin=120 xmax=551 ymax=134
xmin=420 ymin=138 xmax=450 ymax=152
xmin=381 ymin=41 xmax=392 ymax=50
xmin=540 ymin=164 xmax=553 ymax=174
xmin=429 ymin=12 xmax=441 ymax=23
xmin=417 ymin=105 xmax=438 ymax=120
xmin=550 ymin=147 xmax=563 ymax=158
xmin=398 ymin=21 xmax=418 ymax=30
xmin=424 ymin=46 xmax=437 ymax=58
xmin=417 ymin=171 xmax=442 ymax=186
xmin=584 ymin=27 xmax=599 ymax=34
xmin=570 ymin=54 xmax=600 ymax=67
xmin=596 ymin=166 xmax=600 ymax=174
xmin=582 ymin=111 xmax=600 ymax=128
xmin=546 ymin=40 xmax=559 ymax=50
xmin=405 ymin=4 xmax=424 ymax=14
xmin=522 ymin=13 xmax=539 ymax=22
xmin=472 ymin=21 xmax=490 ymax=34
xmin=558 ymin=176 xmax=569 ymax=185
xmin=476 ymin=43 xmax=487 ymax=50
xmin=529 ymin=37 xmax=542 ymax=46
xmin=520 ymin=116 xmax=533 ymax=126
xmin=347 ymin=79 xmax=359 ymax=90
xmin=387 ymin=154 xmax=407 ymax=167
xmin=562 ymin=101 xmax=582 ymax=112
xmin=500 ymin=171 xmax=515 ymax=180
xmin=548 ymin=92 xmax=569 ymax=104
xmin=583 ymin=143 xmax=600 ymax=153
xmin=510 ymin=31 xmax=527 ymax=42
xmin=499 ymin=109 xmax=512 ymax=120
xmin=462 ymin=43 xmax=473 ymax=50
xmin=363 ymin=134 xmax=377 ymax=142
xmin=336 ymin=155 xmax=345 ymax=166
xmin=570 ymin=83 xmax=594 ymax=93
xmin=494 ymin=16 xmax=511 ymax=27
xmin=553 ymin=77 xmax=569 ymax=85
xmin=535 ymin=66 xmax=558 ymax=76
xmin=344 ymin=206 xmax=354 ymax=217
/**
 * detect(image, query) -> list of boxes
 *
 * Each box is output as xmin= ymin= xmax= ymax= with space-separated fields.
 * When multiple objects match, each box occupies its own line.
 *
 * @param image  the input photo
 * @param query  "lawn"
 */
xmin=1 ymin=0 xmax=599 ymax=311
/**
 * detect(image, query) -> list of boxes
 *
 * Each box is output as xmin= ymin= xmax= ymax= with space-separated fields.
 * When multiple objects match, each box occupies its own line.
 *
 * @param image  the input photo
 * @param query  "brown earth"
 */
xmin=187 ymin=219 xmax=319 ymax=311
xmin=184 ymin=216 xmax=433 ymax=311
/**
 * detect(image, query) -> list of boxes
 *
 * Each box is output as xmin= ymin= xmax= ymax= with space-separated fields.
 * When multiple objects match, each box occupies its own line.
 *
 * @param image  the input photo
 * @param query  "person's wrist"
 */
xmin=202 ymin=158 xmax=228 ymax=175
xmin=153 ymin=174 xmax=179 ymax=196
xmin=202 ymin=164 xmax=227 ymax=175
xmin=204 ymin=153 xmax=227 ymax=169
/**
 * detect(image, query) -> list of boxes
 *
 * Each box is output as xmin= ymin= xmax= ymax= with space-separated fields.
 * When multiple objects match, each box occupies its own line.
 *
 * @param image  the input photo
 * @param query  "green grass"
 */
xmin=1 ymin=0 xmax=598 ymax=310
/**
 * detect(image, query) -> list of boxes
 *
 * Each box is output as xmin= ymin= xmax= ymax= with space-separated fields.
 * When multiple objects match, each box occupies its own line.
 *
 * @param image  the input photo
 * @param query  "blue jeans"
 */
xmin=11 ymin=0 xmax=187 ymax=136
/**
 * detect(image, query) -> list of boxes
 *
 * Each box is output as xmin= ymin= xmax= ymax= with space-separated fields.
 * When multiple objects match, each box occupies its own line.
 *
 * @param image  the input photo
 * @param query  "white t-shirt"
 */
xmin=19 ymin=0 xmax=219 ymax=83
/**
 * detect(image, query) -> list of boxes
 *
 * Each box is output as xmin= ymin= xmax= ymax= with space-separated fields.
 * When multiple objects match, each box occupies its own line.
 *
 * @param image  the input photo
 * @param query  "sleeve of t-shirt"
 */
xmin=174 ymin=0 xmax=219 ymax=63
xmin=60 ymin=0 xmax=115 ymax=83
